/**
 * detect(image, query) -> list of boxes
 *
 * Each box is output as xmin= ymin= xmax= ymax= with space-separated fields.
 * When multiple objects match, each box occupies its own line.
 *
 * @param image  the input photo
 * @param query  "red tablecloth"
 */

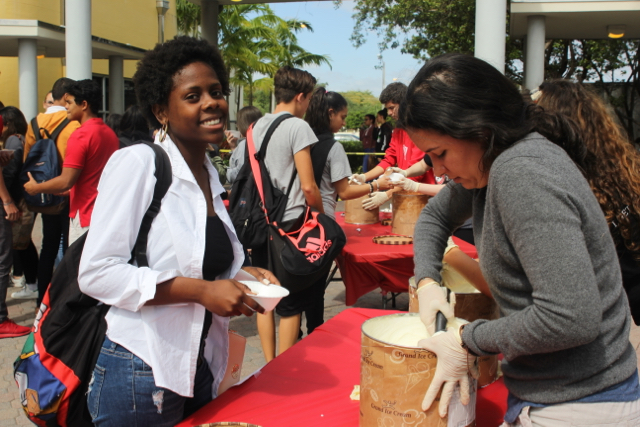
xmin=179 ymin=308 xmax=507 ymax=427
xmin=335 ymin=213 xmax=478 ymax=305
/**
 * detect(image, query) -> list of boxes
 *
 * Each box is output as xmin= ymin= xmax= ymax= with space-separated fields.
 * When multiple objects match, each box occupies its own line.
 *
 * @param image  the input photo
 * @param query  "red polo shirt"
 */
xmin=63 ymin=118 xmax=119 ymax=227
xmin=377 ymin=128 xmax=435 ymax=184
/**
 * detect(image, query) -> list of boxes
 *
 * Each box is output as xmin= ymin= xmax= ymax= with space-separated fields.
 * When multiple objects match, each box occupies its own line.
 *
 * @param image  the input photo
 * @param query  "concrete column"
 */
xmin=474 ymin=0 xmax=507 ymax=74
xmin=201 ymin=0 xmax=219 ymax=47
xmin=108 ymin=56 xmax=124 ymax=114
xmin=18 ymin=39 xmax=38 ymax=120
xmin=524 ymin=16 xmax=546 ymax=90
xmin=65 ymin=0 xmax=92 ymax=80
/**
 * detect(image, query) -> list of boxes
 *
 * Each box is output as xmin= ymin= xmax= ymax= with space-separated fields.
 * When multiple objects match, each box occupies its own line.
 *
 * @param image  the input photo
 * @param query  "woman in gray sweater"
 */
xmin=404 ymin=54 xmax=639 ymax=426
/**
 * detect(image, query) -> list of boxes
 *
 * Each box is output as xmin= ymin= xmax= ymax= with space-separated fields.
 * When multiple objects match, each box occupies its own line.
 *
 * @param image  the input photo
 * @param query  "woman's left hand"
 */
xmin=419 ymin=326 xmax=477 ymax=417
xmin=241 ymin=266 xmax=281 ymax=286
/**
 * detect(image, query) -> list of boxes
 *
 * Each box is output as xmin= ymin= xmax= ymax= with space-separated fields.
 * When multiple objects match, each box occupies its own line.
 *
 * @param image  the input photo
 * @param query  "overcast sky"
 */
xmin=270 ymin=1 xmax=425 ymax=98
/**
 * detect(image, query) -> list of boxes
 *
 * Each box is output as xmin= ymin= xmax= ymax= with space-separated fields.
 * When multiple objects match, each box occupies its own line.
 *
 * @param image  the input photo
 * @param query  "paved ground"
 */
xmin=1 ymin=211 xmax=640 ymax=425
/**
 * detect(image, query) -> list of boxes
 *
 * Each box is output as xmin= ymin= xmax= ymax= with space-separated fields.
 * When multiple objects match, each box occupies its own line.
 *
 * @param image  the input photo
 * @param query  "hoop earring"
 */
xmin=158 ymin=122 xmax=168 ymax=142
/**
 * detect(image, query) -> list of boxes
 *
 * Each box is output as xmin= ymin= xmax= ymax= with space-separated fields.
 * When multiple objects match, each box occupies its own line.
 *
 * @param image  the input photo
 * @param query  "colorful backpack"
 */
xmin=14 ymin=143 xmax=171 ymax=427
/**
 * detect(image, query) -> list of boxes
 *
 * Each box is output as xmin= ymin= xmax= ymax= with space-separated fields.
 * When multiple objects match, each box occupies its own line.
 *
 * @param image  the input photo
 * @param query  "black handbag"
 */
xmin=245 ymin=127 xmax=346 ymax=293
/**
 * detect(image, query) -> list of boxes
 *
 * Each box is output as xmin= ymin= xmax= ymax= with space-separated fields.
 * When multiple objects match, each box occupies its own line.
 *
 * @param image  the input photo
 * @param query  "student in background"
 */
xmin=25 ymin=79 xmax=119 ymax=245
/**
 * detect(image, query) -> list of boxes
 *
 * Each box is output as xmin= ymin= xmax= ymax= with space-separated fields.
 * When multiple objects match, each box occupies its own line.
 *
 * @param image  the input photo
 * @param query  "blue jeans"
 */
xmin=87 ymin=337 xmax=213 ymax=427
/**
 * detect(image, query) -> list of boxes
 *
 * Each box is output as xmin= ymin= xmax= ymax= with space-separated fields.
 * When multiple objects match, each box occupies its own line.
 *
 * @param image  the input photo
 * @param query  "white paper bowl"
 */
xmin=240 ymin=281 xmax=290 ymax=312
xmin=388 ymin=173 xmax=405 ymax=184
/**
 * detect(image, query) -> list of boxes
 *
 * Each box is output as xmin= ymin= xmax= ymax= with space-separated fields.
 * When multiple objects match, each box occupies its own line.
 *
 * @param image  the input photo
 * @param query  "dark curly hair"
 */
xmin=537 ymin=80 xmax=640 ymax=262
xmin=398 ymin=53 xmax=585 ymax=175
xmin=304 ymin=87 xmax=348 ymax=135
xmin=66 ymin=79 xmax=102 ymax=115
xmin=0 ymin=106 xmax=28 ymax=142
xmin=379 ymin=82 xmax=407 ymax=105
xmin=133 ymin=36 xmax=229 ymax=128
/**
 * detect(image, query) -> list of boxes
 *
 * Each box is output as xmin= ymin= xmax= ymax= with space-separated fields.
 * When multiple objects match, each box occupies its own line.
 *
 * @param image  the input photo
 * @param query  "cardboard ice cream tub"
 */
xmin=345 ymin=194 xmax=379 ymax=224
xmin=360 ymin=313 xmax=476 ymax=427
xmin=391 ymin=191 xmax=430 ymax=236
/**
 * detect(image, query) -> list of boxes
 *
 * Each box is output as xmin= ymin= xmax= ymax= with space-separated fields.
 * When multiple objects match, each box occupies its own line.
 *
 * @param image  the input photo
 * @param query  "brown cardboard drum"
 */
xmin=360 ymin=313 xmax=476 ymax=427
xmin=345 ymin=194 xmax=379 ymax=224
xmin=408 ymin=279 xmax=500 ymax=388
xmin=391 ymin=191 xmax=430 ymax=236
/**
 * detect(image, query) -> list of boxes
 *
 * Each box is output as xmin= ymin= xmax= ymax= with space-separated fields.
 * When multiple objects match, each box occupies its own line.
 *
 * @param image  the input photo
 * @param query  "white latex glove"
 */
xmin=417 ymin=281 xmax=456 ymax=336
xmin=399 ymin=177 xmax=420 ymax=193
xmin=419 ymin=326 xmax=477 ymax=417
xmin=349 ymin=173 xmax=366 ymax=185
xmin=362 ymin=191 xmax=390 ymax=210
xmin=386 ymin=167 xmax=407 ymax=177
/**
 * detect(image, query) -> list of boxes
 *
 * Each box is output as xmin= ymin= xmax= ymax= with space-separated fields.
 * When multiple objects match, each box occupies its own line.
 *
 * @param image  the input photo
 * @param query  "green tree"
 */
xmin=176 ymin=0 xmax=331 ymax=111
xmin=340 ymin=90 xmax=380 ymax=130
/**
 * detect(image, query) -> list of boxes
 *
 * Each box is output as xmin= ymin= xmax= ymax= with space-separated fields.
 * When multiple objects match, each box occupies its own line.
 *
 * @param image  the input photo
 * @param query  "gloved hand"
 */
xmin=386 ymin=167 xmax=407 ymax=177
xmin=399 ymin=177 xmax=420 ymax=193
xmin=349 ymin=173 xmax=367 ymax=185
xmin=362 ymin=191 xmax=390 ymax=210
xmin=417 ymin=280 xmax=455 ymax=336
xmin=418 ymin=325 xmax=477 ymax=417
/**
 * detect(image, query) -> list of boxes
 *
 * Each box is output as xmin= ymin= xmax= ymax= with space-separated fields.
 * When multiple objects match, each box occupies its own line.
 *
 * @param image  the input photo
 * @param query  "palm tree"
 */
xmin=176 ymin=0 xmax=331 ymax=109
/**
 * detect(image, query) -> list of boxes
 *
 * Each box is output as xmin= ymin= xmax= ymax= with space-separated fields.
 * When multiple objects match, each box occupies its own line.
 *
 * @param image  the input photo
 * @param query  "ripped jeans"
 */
xmin=87 ymin=336 xmax=213 ymax=427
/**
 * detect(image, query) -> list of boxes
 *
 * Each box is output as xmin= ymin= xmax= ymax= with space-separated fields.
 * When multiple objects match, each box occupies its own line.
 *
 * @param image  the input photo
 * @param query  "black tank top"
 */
xmin=201 ymin=215 xmax=235 ymax=344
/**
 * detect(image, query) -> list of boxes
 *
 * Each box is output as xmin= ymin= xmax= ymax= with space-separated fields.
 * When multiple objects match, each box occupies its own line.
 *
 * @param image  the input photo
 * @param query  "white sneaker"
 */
xmin=11 ymin=288 xmax=38 ymax=300
xmin=11 ymin=276 xmax=25 ymax=288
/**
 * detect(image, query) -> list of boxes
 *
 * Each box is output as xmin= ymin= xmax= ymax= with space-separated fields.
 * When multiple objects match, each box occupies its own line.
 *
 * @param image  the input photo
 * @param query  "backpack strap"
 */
xmin=310 ymin=133 xmax=336 ymax=187
xmin=49 ymin=118 xmax=70 ymax=142
xmin=31 ymin=117 xmax=42 ymax=141
xmin=246 ymin=114 xmax=295 ymax=222
xmin=130 ymin=143 xmax=172 ymax=267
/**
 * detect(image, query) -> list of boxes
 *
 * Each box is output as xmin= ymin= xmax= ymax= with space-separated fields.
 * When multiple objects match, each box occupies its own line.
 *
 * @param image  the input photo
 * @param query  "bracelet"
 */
xmin=374 ymin=180 xmax=379 ymax=191
xmin=369 ymin=183 xmax=374 ymax=194
xmin=3 ymin=201 xmax=14 ymax=206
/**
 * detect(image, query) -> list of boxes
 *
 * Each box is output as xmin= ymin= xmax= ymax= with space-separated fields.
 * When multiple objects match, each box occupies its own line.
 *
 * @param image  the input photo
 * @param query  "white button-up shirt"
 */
xmin=78 ymin=135 xmax=244 ymax=397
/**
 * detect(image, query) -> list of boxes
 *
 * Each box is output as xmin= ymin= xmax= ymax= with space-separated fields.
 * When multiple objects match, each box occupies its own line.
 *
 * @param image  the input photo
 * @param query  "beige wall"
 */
xmin=0 ymin=0 xmax=178 ymax=109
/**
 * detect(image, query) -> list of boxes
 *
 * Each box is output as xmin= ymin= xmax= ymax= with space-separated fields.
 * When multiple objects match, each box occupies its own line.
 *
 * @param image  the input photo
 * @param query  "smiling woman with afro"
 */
xmin=79 ymin=36 xmax=279 ymax=426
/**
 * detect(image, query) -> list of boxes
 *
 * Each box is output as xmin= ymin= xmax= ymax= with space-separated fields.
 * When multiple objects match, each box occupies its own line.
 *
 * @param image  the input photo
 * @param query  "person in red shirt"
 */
xmin=24 ymin=79 xmax=119 ymax=244
xmin=351 ymin=82 xmax=436 ymax=210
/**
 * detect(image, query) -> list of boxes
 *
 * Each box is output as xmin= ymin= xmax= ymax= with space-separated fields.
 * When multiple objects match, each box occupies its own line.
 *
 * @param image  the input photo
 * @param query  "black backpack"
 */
xmin=20 ymin=118 xmax=69 ymax=214
xmin=229 ymin=114 xmax=294 ymax=249
xmin=310 ymin=132 xmax=337 ymax=188
xmin=14 ymin=143 xmax=171 ymax=427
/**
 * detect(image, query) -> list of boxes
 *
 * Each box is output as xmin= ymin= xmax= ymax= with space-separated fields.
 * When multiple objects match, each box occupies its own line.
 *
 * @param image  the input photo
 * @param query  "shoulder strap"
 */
xmin=246 ymin=114 xmax=295 ymax=222
xmin=256 ymin=113 xmax=294 ymax=160
xmin=31 ymin=118 xmax=41 ymax=142
xmin=310 ymin=133 xmax=336 ymax=187
xmin=130 ymin=143 xmax=172 ymax=267
xmin=49 ymin=119 xmax=70 ymax=142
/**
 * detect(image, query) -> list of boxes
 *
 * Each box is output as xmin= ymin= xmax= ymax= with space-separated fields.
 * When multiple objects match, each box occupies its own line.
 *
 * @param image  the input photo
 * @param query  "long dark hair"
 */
xmin=0 ymin=106 xmax=28 ymax=143
xmin=304 ymin=87 xmax=347 ymax=135
xmin=398 ymin=53 xmax=586 ymax=173
xmin=538 ymin=80 xmax=640 ymax=260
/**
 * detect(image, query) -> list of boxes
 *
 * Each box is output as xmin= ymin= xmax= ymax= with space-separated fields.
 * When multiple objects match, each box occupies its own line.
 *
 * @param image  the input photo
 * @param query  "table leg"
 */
xmin=381 ymin=291 xmax=401 ymax=309
xmin=324 ymin=263 xmax=339 ymax=289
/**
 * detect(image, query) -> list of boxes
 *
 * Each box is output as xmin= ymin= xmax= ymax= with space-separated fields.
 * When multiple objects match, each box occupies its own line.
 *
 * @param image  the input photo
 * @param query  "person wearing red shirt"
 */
xmin=24 ymin=79 xmax=119 ymax=244
xmin=351 ymin=82 xmax=435 ymax=210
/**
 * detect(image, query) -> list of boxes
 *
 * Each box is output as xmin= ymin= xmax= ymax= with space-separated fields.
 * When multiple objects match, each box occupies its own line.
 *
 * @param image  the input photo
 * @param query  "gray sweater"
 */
xmin=414 ymin=133 xmax=636 ymax=404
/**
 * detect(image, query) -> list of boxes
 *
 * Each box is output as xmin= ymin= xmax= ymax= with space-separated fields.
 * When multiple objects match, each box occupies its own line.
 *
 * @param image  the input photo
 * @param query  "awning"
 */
xmin=510 ymin=1 xmax=640 ymax=39
xmin=0 ymin=19 xmax=146 ymax=59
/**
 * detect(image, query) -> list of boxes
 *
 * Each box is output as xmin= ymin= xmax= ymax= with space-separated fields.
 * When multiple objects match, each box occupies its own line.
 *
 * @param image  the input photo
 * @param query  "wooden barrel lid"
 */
xmin=372 ymin=235 xmax=413 ymax=245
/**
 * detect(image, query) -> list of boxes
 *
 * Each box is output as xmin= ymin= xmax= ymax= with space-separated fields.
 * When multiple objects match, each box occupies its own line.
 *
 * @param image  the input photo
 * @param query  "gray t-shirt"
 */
xmin=318 ymin=142 xmax=352 ymax=220
xmin=226 ymin=138 xmax=245 ymax=184
xmin=251 ymin=112 xmax=318 ymax=222
xmin=414 ymin=132 xmax=636 ymax=404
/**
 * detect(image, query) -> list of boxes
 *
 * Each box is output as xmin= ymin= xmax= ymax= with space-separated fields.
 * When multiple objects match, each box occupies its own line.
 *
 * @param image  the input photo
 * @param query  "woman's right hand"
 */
xmin=200 ymin=279 xmax=265 ymax=317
